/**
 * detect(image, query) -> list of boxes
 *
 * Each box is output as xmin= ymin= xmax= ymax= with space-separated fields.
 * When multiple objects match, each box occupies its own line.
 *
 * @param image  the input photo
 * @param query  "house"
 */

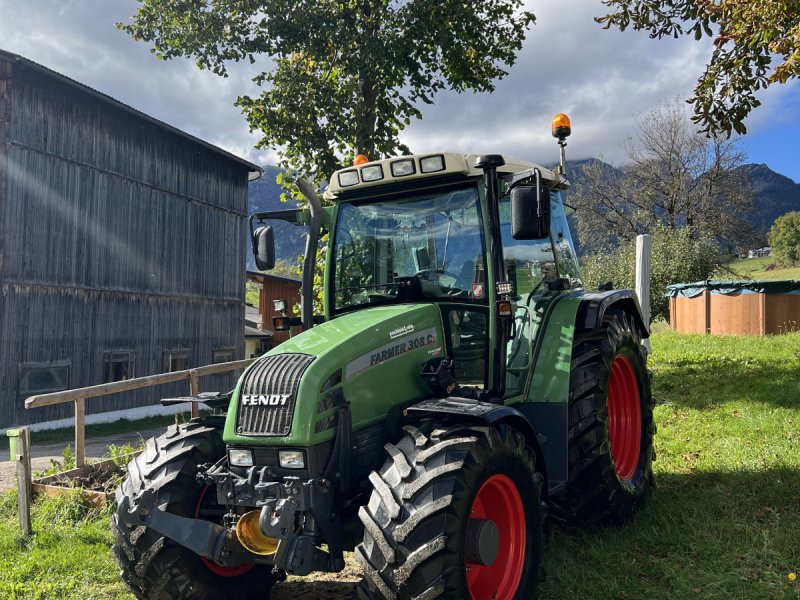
xmin=747 ymin=247 xmax=771 ymax=259
xmin=0 ymin=50 xmax=260 ymax=428
xmin=245 ymin=271 xmax=302 ymax=349
xmin=245 ymin=303 xmax=273 ymax=358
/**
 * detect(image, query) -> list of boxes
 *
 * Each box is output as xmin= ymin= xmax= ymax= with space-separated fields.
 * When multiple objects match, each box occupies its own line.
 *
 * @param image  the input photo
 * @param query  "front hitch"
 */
xmin=118 ymin=488 xmax=257 ymax=568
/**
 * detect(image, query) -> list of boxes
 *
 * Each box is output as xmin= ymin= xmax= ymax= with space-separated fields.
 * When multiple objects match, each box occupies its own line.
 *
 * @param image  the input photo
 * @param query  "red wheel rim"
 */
xmin=607 ymin=354 xmax=642 ymax=481
xmin=467 ymin=474 xmax=526 ymax=600
xmin=195 ymin=486 xmax=255 ymax=577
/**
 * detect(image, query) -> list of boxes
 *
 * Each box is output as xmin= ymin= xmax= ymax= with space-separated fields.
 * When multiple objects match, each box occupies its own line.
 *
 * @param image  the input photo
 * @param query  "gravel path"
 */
xmin=0 ymin=428 xmax=165 ymax=493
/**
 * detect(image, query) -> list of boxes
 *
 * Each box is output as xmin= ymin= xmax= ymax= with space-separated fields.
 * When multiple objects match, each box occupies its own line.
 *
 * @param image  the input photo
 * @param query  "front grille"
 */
xmin=236 ymin=353 xmax=315 ymax=436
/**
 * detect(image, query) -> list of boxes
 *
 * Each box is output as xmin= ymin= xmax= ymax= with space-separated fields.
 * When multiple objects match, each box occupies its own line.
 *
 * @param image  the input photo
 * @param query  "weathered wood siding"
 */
xmin=0 ymin=56 xmax=252 ymax=427
xmin=258 ymin=275 xmax=303 ymax=345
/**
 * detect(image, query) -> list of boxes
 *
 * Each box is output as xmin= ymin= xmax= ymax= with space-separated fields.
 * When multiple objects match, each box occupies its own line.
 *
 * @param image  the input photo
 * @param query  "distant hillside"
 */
xmin=244 ymin=160 xmax=800 ymax=271
xmin=735 ymin=164 xmax=800 ymax=234
xmin=246 ymin=165 xmax=306 ymax=272
xmin=561 ymin=159 xmax=799 ymax=238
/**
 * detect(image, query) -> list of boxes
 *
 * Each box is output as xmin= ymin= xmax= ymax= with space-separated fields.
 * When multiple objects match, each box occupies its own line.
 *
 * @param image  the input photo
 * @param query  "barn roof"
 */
xmin=0 ymin=49 xmax=262 ymax=181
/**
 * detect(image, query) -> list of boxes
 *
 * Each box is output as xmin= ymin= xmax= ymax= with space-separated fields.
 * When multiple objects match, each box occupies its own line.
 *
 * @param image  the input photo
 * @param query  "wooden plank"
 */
xmin=15 ymin=426 xmax=32 ymax=535
xmin=74 ymin=397 xmax=85 ymax=468
xmin=669 ymin=297 xmax=677 ymax=331
xmin=189 ymin=370 xmax=200 ymax=419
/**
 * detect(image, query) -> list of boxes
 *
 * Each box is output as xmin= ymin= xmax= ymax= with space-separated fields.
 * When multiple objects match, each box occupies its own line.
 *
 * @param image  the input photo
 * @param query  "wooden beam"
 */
xmin=74 ymin=397 xmax=86 ymax=468
xmin=15 ymin=427 xmax=32 ymax=535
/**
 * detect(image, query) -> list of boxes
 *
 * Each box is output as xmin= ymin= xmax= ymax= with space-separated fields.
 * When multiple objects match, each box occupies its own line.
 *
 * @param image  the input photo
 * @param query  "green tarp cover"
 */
xmin=665 ymin=280 xmax=800 ymax=299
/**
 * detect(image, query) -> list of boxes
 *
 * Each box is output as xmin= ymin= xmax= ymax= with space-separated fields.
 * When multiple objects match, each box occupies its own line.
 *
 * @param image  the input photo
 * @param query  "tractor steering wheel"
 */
xmin=413 ymin=269 xmax=467 ymax=297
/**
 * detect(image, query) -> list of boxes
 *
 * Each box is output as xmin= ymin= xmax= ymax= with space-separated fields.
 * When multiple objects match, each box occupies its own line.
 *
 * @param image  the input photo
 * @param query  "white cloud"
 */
xmin=0 ymin=0 xmax=795 ymax=174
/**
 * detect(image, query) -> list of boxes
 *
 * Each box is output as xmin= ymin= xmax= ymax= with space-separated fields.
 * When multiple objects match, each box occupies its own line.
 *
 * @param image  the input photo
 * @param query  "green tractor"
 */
xmin=113 ymin=115 xmax=655 ymax=600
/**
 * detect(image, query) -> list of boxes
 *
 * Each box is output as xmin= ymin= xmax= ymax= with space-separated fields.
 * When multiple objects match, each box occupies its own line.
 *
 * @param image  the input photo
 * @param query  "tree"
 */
xmin=569 ymin=99 xmax=754 ymax=251
xmin=582 ymin=226 xmax=724 ymax=320
xmin=597 ymin=0 xmax=800 ymax=136
xmin=120 ymin=0 xmax=535 ymax=182
xmin=768 ymin=212 xmax=800 ymax=266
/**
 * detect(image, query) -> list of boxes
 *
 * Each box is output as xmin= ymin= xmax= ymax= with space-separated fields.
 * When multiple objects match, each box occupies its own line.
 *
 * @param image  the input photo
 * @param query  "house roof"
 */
xmin=245 ymin=325 xmax=273 ymax=338
xmin=246 ymin=270 xmax=301 ymax=284
xmin=0 ymin=49 xmax=262 ymax=181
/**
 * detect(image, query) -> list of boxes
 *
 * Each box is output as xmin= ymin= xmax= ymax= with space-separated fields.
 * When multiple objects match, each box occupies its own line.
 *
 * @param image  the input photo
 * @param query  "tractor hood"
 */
xmin=223 ymin=304 xmax=445 ymax=446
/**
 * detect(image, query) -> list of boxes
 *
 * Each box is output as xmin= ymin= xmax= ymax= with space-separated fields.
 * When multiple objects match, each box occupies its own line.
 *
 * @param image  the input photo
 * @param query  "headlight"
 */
xmin=419 ymin=154 xmax=445 ymax=173
xmin=338 ymin=170 xmax=359 ymax=187
xmin=278 ymin=450 xmax=305 ymax=469
xmin=360 ymin=164 xmax=384 ymax=182
xmin=390 ymin=159 xmax=415 ymax=177
xmin=229 ymin=448 xmax=254 ymax=467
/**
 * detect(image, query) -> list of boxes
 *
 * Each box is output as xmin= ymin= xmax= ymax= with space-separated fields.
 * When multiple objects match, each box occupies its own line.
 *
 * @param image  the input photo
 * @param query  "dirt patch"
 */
xmin=272 ymin=556 xmax=361 ymax=599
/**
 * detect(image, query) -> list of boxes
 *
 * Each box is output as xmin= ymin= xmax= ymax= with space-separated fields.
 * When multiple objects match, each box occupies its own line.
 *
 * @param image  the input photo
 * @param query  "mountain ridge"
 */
xmin=246 ymin=160 xmax=800 ymax=269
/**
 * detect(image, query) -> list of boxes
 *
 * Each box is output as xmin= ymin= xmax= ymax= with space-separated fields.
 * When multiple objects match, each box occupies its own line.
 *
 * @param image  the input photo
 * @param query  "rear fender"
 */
xmin=576 ymin=290 xmax=649 ymax=337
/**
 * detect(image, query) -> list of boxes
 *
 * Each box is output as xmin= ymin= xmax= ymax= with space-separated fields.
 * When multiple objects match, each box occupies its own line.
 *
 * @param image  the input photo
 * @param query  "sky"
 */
xmin=0 ymin=0 xmax=798 ymax=183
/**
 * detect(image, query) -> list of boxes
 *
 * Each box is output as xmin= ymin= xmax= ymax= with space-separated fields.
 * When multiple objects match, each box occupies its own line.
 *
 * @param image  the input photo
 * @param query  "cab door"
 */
xmin=499 ymin=196 xmax=561 ymax=398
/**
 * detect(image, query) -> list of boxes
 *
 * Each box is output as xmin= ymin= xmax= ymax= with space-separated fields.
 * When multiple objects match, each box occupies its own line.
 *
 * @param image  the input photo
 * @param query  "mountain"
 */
xmin=560 ymin=159 xmax=800 ymax=237
xmin=246 ymin=165 xmax=307 ymax=273
xmin=734 ymin=164 xmax=800 ymax=234
xmin=244 ymin=161 xmax=800 ymax=270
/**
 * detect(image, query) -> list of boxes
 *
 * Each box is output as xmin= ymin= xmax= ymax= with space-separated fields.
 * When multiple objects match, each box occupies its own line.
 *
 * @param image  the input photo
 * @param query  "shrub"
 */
xmin=582 ymin=226 xmax=724 ymax=321
xmin=768 ymin=212 xmax=800 ymax=267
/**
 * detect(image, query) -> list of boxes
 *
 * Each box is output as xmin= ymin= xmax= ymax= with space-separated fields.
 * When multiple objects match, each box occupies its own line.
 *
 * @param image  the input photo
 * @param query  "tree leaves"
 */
xmin=597 ymin=0 xmax=800 ymax=136
xmin=119 ymin=0 xmax=534 ymax=183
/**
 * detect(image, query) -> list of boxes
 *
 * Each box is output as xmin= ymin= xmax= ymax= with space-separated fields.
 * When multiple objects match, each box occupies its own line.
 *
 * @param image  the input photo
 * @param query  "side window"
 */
xmin=212 ymin=348 xmax=235 ymax=364
xmin=163 ymin=351 xmax=189 ymax=373
xmin=19 ymin=362 xmax=70 ymax=398
xmin=499 ymin=198 xmax=557 ymax=299
xmin=104 ymin=351 xmax=135 ymax=382
xmin=550 ymin=192 xmax=583 ymax=286
xmin=441 ymin=306 xmax=488 ymax=389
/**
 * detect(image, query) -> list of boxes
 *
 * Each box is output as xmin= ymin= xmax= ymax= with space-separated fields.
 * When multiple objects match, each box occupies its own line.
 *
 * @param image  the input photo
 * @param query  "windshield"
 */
xmin=332 ymin=186 xmax=487 ymax=311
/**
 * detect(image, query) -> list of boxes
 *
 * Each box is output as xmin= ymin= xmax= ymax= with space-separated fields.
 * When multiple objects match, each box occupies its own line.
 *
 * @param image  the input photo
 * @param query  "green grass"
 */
xmin=0 ymin=491 xmax=129 ymax=599
xmin=717 ymin=257 xmax=800 ymax=281
xmin=2 ymin=331 xmax=799 ymax=598
xmin=541 ymin=331 xmax=800 ymax=599
xmin=29 ymin=414 xmax=180 ymax=446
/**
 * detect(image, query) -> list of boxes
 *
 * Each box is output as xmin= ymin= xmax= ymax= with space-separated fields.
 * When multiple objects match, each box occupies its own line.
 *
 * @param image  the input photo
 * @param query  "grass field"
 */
xmin=2 ymin=330 xmax=799 ymax=599
xmin=718 ymin=257 xmax=800 ymax=281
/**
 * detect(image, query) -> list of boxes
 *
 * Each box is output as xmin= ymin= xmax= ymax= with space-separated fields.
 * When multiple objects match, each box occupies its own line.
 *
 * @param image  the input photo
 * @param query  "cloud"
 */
xmin=0 ymin=0 xmax=795 ymax=177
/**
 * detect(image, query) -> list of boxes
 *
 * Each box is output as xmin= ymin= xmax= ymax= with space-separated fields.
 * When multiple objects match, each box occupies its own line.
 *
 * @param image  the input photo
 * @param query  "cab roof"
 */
xmin=324 ymin=152 xmax=566 ymax=200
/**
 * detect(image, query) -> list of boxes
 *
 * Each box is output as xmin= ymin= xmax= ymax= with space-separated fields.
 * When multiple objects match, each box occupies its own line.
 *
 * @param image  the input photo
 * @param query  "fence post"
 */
xmin=75 ymin=397 xmax=85 ymax=468
xmin=189 ymin=370 xmax=200 ymax=420
xmin=15 ymin=426 xmax=32 ymax=535
xmin=635 ymin=234 xmax=652 ymax=354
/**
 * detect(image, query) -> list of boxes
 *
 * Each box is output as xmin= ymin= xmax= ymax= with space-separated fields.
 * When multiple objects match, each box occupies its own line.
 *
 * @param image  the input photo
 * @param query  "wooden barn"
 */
xmin=0 ymin=50 xmax=260 ymax=428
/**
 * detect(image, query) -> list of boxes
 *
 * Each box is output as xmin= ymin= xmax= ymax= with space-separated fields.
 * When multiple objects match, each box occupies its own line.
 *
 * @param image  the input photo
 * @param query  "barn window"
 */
xmin=163 ymin=351 xmax=190 ymax=373
xmin=212 ymin=348 xmax=235 ymax=364
xmin=19 ymin=362 xmax=70 ymax=397
xmin=104 ymin=351 xmax=135 ymax=383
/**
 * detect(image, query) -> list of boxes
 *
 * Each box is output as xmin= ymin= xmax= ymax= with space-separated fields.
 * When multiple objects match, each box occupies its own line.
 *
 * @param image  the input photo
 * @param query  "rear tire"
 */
xmin=552 ymin=309 xmax=655 ymax=524
xmin=112 ymin=419 xmax=274 ymax=600
xmin=356 ymin=424 xmax=542 ymax=600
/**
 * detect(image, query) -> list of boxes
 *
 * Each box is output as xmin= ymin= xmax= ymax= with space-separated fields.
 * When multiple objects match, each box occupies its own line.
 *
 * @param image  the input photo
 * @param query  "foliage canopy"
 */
xmin=597 ymin=0 xmax=800 ymax=136
xmin=768 ymin=212 xmax=800 ymax=267
xmin=581 ymin=226 xmax=724 ymax=320
xmin=120 ymin=0 xmax=534 ymax=180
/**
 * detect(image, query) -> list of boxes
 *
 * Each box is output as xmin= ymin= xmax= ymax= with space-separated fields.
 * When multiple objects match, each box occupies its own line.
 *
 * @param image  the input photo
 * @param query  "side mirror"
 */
xmin=253 ymin=226 xmax=275 ymax=270
xmin=511 ymin=184 xmax=550 ymax=240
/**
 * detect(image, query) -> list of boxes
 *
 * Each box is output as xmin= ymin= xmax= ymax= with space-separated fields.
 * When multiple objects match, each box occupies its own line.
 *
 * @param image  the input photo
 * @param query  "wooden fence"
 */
xmin=25 ymin=359 xmax=254 ymax=467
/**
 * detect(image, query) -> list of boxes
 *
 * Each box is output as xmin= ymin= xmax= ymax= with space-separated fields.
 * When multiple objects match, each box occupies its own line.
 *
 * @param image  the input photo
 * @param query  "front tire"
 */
xmin=112 ymin=419 xmax=274 ymax=600
xmin=552 ymin=309 xmax=655 ymax=524
xmin=356 ymin=424 xmax=543 ymax=600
